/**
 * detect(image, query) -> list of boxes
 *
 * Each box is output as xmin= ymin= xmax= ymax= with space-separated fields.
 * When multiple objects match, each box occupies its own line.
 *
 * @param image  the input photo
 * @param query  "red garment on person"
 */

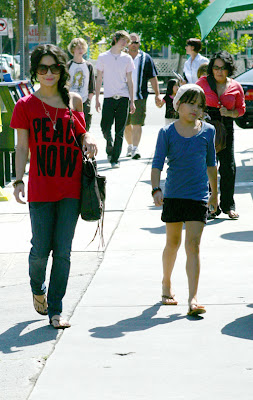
xmin=196 ymin=76 xmax=245 ymax=117
xmin=10 ymin=94 xmax=86 ymax=202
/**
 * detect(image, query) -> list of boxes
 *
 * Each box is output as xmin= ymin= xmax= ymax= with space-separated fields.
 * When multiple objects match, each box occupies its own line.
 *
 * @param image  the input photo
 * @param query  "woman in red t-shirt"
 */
xmin=10 ymin=44 xmax=97 ymax=329
xmin=197 ymin=51 xmax=245 ymax=219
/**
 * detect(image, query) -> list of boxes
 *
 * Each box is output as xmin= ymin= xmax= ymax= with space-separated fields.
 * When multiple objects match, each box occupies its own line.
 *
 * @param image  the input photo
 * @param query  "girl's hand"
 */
xmin=83 ymin=134 xmax=98 ymax=158
xmin=153 ymin=190 xmax=164 ymax=207
xmin=208 ymin=193 xmax=218 ymax=213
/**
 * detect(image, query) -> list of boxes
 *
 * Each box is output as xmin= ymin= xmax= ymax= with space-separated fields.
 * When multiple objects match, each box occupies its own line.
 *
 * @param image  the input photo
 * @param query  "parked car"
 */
xmin=235 ymin=68 xmax=253 ymax=129
xmin=0 ymin=58 xmax=13 ymax=81
xmin=1 ymin=54 xmax=20 ymax=79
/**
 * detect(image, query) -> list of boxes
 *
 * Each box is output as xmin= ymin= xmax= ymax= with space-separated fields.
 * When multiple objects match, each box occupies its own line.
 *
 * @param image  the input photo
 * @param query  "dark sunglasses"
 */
xmin=213 ymin=65 xmax=227 ymax=71
xmin=131 ymin=41 xmax=139 ymax=44
xmin=37 ymin=63 xmax=62 ymax=75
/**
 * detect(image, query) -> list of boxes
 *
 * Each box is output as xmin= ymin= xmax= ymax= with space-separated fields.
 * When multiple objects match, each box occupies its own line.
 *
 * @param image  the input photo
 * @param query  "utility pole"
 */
xmin=19 ymin=0 xmax=25 ymax=79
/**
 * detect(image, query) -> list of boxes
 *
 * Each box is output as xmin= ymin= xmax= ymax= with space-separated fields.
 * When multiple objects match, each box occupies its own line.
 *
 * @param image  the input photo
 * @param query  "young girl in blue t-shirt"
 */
xmin=151 ymin=84 xmax=218 ymax=316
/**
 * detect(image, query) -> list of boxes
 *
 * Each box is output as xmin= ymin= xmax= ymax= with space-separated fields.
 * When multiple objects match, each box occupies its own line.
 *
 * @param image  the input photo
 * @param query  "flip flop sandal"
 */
xmin=33 ymin=294 xmax=48 ymax=315
xmin=162 ymin=295 xmax=178 ymax=305
xmin=50 ymin=316 xmax=71 ymax=329
xmin=226 ymin=210 xmax=239 ymax=219
xmin=187 ymin=304 xmax=206 ymax=316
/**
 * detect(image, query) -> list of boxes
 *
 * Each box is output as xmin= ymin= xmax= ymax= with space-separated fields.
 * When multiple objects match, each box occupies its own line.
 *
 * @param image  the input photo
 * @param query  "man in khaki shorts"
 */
xmin=124 ymin=33 xmax=162 ymax=159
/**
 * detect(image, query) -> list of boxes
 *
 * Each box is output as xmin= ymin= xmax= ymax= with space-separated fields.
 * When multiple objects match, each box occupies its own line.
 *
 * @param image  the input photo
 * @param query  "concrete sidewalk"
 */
xmin=1 ymin=97 xmax=253 ymax=399
xmin=29 ymin=120 xmax=253 ymax=397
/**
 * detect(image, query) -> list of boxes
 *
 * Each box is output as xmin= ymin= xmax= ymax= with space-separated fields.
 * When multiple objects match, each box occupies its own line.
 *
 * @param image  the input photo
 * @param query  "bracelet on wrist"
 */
xmin=13 ymin=180 xmax=24 ymax=188
xmin=152 ymin=187 xmax=162 ymax=196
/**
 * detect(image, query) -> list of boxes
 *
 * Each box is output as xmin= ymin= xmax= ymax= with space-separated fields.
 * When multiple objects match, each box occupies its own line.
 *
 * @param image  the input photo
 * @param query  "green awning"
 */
xmin=197 ymin=0 xmax=253 ymax=40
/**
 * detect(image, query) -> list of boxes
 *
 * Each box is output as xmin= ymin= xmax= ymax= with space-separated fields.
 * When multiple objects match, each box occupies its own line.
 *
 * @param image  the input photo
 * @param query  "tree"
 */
xmin=202 ymin=15 xmax=253 ymax=56
xmin=93 ymin=0 xmax=210 ymax=52
xmin=57 ymin=8 xmax=108 ymax=58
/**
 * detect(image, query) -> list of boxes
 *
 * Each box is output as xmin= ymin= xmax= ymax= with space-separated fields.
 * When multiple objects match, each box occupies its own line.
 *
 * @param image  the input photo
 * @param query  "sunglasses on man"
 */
xmin=131 ymin=41 xmax=139 ymax=44
xmin=37 ymin=64 xmax=62 ymax=75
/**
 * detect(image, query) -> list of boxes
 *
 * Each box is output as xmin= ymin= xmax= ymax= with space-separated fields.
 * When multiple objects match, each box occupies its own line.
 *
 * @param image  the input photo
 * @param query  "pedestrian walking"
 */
xmin=95 ymin=30 xmax=135 ymax=168
xmin=160 ymin=78 xmax=179 ymax=125
xmin=67 ymin=38 xmax=95 ymax=132
xmin=197 ymin=51 xmax=245 ymax=219
xmin=10 ymin=44 xmax=97 ymax=329
xmin=124 ymin=33 xmax=162 ymax=159
xmin=183 ymin=38 xmax=209 ymax=84
xmin=151 ymin=84 xmax=217 ymax=316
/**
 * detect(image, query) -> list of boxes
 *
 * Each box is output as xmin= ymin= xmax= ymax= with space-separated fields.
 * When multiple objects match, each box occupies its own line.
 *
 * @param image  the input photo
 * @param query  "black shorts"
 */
xmin=161 ymin=198 xmax=208 ymax=224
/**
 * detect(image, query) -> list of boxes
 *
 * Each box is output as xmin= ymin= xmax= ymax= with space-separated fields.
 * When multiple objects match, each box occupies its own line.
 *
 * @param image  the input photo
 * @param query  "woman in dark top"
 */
xmin=197 ymin=51 xmax=245 ymax=219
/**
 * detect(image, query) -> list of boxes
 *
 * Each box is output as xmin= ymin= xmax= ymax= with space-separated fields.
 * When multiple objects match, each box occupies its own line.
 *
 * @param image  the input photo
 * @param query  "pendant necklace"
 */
xmin=110 ymin=50 xmax=120 ymax=61
xmin=39 ymin=94 xmax=58 ymax=130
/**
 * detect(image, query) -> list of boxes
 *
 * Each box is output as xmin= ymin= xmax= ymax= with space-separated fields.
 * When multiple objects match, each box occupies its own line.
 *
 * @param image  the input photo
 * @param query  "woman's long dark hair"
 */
xmin=30 ymin=44 xmax=70 ymax=107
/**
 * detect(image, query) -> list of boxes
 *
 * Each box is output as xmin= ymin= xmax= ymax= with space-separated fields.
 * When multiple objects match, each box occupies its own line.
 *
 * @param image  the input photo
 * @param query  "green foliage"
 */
xmin=93 ymin=0 xmax=209 ymax=53
xmin=57 ymin=8 xmax=107 ymax=58
xmin=202 ymin=15 xmax=253 ymax=56
xmin=57 ymin=9 xmax=82 ymax=52
xmin=65 ymin=0 xmax=93 ymax=24
xmin=0 ymin=1 xmax=17 ymax=20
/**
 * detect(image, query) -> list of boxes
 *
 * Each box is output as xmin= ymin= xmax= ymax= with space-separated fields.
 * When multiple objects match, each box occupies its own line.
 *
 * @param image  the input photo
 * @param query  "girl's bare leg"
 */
xmin=184 ymin=221 xmax=205 ymax=308
xmin=162 ymin=222 xmax=183 ymax=302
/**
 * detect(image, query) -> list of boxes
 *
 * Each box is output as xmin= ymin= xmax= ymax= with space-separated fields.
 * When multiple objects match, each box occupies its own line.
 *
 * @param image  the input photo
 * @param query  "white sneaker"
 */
xmin=131 ymin=147 xmax=141 ymax=159
xmin=126 ymin=145 xmax=133 ymax=157
xmin=111 ymin=162 xmax=120 ymax=168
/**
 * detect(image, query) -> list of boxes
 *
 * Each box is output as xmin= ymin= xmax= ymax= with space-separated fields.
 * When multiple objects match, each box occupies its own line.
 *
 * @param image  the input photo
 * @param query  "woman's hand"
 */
xmin=13 ymin=183 xmax=26 ymax=204
xmin=153 ymin=190 xmax=164 ymax=207
xmin=219 ymin=106 xmax=238 ymax=118
xmin=82 ymin=134 xmax=98 ymax=158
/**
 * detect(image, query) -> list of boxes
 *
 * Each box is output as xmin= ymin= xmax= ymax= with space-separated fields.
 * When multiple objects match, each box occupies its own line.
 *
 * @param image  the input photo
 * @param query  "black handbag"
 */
xmin=69 ymin=108 xmax=106 ymax=245
xmin=80 ymin=153 xmax=106 ymax=222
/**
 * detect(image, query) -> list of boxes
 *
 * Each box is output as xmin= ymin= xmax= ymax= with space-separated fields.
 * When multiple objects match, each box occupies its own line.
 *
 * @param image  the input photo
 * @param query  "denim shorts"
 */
xmin=161 ymin=198 xmax=208 ymax=224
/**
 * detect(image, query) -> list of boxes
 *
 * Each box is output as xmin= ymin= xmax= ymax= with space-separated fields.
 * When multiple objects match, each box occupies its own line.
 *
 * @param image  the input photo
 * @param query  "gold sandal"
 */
xmin=187 ymin=304 xmax=206 ymax=316
xmin=33 ymin=294 xmax=48 ymax=315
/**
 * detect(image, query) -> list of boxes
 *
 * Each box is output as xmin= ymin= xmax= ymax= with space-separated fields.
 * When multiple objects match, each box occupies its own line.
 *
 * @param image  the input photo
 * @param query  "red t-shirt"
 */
xmin=10 ymin=94 xmax=86 ymax=202
xmin=196 ymin=76 xmax=245 ymax=117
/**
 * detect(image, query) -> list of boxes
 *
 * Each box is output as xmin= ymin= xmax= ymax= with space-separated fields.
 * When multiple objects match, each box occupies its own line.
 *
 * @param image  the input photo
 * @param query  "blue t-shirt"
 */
xmin=152 ymin=121 xmax=216 ymax=202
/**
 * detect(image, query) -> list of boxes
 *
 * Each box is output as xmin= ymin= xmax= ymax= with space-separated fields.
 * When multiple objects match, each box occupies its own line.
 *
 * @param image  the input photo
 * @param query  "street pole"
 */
xmin=19 ymin=0 xmax=25 ymax=79
xmin=0 ymin=36 xmax=3 ymax=81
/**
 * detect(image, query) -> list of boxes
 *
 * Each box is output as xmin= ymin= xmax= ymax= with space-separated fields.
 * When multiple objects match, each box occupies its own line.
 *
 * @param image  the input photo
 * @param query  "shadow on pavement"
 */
xmin=0 ymin=320 xmax=57 ymax=354
xmin=221 ymin=230 xmax=253 ymax=242
xmin=141 ymin=225 xmax=166 ymax=234
xmin=221 ymin=304 xmax=253 ymax=341
xmin=89 ymin=303 xmax=185 ymax=339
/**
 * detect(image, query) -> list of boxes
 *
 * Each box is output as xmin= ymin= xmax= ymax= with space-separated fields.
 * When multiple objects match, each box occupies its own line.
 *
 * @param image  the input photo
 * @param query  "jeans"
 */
xmin=100 ymin=97 xmax=129 ymax=163
xmin=29 ymin=198 xmax=80 ymax=319
xmin=217 ymin=127 xmax=236 ymax=212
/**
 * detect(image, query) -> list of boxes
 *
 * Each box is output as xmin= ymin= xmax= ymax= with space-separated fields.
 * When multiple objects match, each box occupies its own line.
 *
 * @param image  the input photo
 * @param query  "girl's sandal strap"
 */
xmin=161 ymin=295 xmax=178 ymax=305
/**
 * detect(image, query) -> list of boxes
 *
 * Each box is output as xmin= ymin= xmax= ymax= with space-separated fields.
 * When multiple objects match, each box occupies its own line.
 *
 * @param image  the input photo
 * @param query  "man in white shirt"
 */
xmin=96 ymin=30 xmax=135 ymax=168
xmin=183 ymin=38 xmax=209 ymax=84
xmin=124 ymin=33 xmax=162 ymax=159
